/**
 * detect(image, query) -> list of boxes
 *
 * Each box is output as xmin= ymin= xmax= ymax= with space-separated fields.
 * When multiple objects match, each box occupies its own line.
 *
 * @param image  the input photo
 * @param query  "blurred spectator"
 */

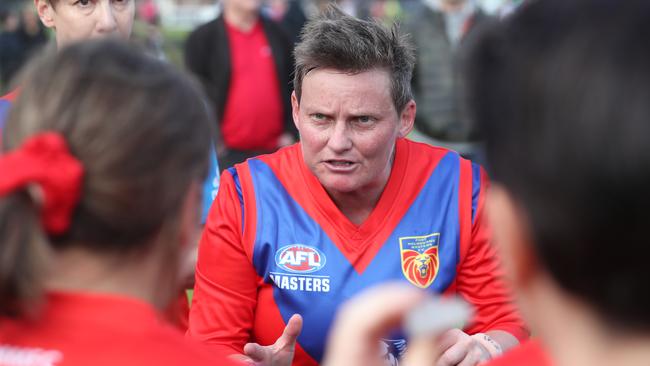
xmin=312 ymin=0 xmax=358 ymax=16
xmin=404 ymin=0 xmax=491 ymax=160
xmin=497 ymin=0 xmax=525 ymax=17
xmin=0 ymin=9 xmax=21 ymax=90
xmin=135 ymin=0 xmax=166 ymax=59
xmin=17 ymin=5 xmax=48 ymax=52
xmin=138 ymin=0 xmax=160 ymax=24
xmin=369 ymin=0 xmax=403 ymax=25
xmin=265 ymin=0 xmax=308 ymax=46
xmin=185 ymin=0 xmax=296 ymax=169
xmin=0 ymin=5 xmax=48 ymax=91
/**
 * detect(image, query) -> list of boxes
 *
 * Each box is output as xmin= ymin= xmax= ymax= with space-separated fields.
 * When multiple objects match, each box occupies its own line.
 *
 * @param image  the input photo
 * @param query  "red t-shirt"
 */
xmin=486 ymin=340 xmax=553 ymax=366
xmin=0 ymin=292 xmax=238 ymax=366
xmin=221 ymin=20 xmax=284 ymax=151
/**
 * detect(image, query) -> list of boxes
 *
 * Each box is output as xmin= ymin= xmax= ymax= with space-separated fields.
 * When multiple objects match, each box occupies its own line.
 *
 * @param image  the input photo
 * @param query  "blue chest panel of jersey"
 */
xmin=249 ymin=152 xmax=461 ymax=362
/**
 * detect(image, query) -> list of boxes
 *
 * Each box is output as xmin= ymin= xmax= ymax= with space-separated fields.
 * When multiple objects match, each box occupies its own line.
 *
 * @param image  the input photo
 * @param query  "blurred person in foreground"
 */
xmin=0 ymin=0 xmax=221 ymax=329
xmin=0 ymin=39 xmax=253 ymax=366
xmin=185 ymin=0 xmax=296 ymax=170
xmin=476 ymin=0 xmax=650 ymax=364
xmin=1 ymin=0 xmax=218 ymax=221
xmin=188 ymin=5 xmax=526 ymax=366
xmin=321 ymin=1 xmax=650 ymax=366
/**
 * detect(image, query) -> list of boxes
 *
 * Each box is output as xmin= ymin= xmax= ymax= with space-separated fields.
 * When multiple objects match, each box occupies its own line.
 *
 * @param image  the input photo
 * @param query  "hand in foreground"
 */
xmin=321 ymin=283 xmax=428 ymax=366
xmin=322 ymin=283 xmax=478 ymax=366
xmin=435 ymin=328 xmax=491 ymax=366
xmin=233 ymin=314 xmax=303 ymax=366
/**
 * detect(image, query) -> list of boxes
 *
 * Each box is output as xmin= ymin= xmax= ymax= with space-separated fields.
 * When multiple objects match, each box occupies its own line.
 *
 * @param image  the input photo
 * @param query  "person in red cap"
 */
xmin=0 ymin=39 xmax=301 ymax=366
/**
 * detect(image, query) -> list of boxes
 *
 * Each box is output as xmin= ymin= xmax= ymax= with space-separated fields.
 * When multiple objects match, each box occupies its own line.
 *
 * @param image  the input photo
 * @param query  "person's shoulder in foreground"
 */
xmin=0 ymin=292 xmax=239 ymax=366
xmin=0 ymin=39 xmax=235 ymax=366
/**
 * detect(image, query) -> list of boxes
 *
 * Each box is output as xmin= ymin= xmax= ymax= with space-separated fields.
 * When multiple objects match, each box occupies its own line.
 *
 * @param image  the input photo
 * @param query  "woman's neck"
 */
xmin=44 ymin=246 xmax=177 ymax=311
xmin=327 ymin=189 xmax=382 ymax=226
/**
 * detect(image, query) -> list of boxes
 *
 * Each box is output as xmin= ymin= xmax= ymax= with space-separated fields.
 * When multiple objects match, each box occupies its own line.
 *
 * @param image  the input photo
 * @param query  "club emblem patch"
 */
xmin=400 ymin=233 xmax=440 ymax=289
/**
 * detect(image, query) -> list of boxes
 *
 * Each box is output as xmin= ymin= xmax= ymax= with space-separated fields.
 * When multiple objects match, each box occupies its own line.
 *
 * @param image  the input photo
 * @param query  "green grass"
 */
xmin=131 ymin=20 xmax=190 ymax=69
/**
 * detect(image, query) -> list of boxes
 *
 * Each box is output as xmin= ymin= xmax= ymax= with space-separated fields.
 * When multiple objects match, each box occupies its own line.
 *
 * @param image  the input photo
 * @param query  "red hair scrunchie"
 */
xmin=0 ymin=132 xmax=84 ymax=235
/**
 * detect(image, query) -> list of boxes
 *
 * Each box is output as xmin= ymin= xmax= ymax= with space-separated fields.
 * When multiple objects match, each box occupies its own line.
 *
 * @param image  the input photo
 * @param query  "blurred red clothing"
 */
xmin=220 ymin=20 xmax=283 ymax=151
xmin=0 ymin=292 xmax=239 ymax=366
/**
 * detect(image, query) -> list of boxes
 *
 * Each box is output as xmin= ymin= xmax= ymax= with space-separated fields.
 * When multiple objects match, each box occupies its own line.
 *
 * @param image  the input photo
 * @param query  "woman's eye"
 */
xmin=357 ymin=116 xmax=373 ymax=123
xmin=75 ymin=0 xmax=91 ymax=7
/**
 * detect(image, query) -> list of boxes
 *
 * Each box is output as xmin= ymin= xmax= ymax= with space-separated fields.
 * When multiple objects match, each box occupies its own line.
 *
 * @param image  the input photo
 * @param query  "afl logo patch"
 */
xmin=275 ymin=245 xmax=326 ymax=274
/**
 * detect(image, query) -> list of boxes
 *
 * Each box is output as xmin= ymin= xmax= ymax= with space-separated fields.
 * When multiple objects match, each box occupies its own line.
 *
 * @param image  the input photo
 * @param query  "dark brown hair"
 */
xmin=293 ymin=5 xmax=415 ymax=113
xmin=0 ymin=39 xmax=212 ymax=317
xmin=469 ymin=0 xmax=650 ymax=330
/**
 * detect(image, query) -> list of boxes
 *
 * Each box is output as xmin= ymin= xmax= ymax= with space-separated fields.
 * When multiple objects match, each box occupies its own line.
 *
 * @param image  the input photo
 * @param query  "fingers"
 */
xmin=229 ymin=353 xmax=258 ymax=366
xmin=273 ymin=313 xmax=302 ymax=352
xmin=243 ymin=342 xmax=267 ymax=363
xmin=455 ymin=344 xmax=489 ymax=366
xmin=404 ymin=329 xmax=466 ymax=366
xmin=281 ymin=314 xmax=303 ymax=342
xmin=437 ymin=340 xmax=471 ymax=366
xmin=436 ymin=330 xmax=488 ymax=366
xmin=241 ymin=315 xmax=302 ymax=366
xmin=437 ymin=328 xmax=466 ymax=354
xmin=457 ymin=350 xmax=486 ymax=366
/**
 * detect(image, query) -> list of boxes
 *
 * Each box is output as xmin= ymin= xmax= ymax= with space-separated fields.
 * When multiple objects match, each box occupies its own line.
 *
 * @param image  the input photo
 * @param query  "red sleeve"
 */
xmin=457 ymin=164 xmax=529 ymax=341
xmin=187 ymin=169 xmax=260 ymax=354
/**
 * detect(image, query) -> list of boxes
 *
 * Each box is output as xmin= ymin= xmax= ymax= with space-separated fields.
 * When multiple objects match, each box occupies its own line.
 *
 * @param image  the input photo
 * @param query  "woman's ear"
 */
xmin=398 ymin=100 xmax=416 ymax=138
xmin=35 ymin=0 xmax=56 ymax=29
xmin=291 ymin=91 xmax=301 ymax=132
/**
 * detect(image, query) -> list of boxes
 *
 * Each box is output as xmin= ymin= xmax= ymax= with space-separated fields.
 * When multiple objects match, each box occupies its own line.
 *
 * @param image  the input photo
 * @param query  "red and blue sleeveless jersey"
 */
xmin=189 ymin=138 xmax=527 ymax=365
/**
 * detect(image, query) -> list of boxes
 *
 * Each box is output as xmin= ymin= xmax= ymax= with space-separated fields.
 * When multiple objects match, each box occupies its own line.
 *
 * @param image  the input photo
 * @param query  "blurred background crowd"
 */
xmin=0 ymin=0 xmax=526 ymax=165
